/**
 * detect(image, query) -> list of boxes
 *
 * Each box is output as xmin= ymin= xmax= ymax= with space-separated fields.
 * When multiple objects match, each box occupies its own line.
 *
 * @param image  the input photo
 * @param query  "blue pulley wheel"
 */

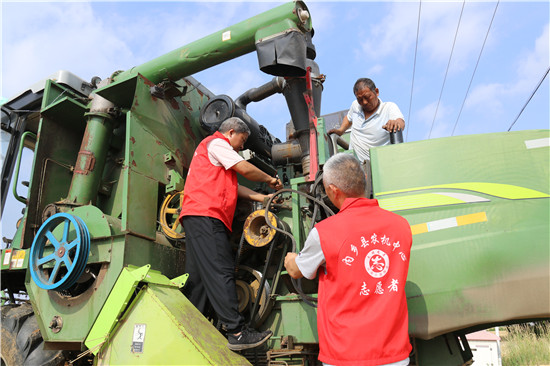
xmin=29 ymin=213 xmax=90 ymax=291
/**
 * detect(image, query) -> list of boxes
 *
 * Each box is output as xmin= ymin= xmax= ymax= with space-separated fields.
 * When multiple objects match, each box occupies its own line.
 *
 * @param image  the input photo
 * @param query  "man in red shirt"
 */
xmin=285 ymin=153 xmax=412 ymax=365
xmin=180 ymin=117 xmax=282 ymax=351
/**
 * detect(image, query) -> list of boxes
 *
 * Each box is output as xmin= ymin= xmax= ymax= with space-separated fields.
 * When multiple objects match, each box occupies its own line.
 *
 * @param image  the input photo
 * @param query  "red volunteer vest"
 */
xmin=179 ymin=131 xmax=239 ymax=231
xmin=315 ymin=197 xmax=412 ymax=366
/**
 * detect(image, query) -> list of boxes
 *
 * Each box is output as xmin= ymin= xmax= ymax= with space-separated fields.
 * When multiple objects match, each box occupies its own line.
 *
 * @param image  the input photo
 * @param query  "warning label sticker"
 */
xmin=132 ymin=324 xmax=146 ymax=353
xmin=3 ymin=249 xmax=12 ymax=266
xmin=10 ymin=250 xmax=26 ymax=268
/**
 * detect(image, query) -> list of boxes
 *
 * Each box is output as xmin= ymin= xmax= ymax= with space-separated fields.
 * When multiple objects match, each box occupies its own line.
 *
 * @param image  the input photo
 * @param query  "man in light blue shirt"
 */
xmin=328 ymin=78 xmax=405 ymax=163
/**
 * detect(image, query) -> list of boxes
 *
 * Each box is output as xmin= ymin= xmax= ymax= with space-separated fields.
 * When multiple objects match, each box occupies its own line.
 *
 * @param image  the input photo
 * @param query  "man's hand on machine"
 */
xmin=268 ymin=176 xmax=283 ymax=190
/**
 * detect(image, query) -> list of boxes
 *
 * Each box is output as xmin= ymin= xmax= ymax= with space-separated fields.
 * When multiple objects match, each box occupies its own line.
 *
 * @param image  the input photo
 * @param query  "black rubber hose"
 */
xmin=263 ymin=186 xmax=334 ymax=307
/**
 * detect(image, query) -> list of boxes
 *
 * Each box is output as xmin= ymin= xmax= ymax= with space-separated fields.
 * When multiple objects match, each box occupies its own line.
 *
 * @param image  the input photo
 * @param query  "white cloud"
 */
xmin=415 ymin=100 xmax=453 ymax=139
xmin=1 ymin=2 xmax=273 ymax=99
xmin=358 ymin=2 xmax=498 ymax=73
xmin=2 ymin=3 xmax=136 ymax=98
xmin=465 ymin=22 xmax=549 ymax=115
xmin=367 ymin=64 xmax=384 ymax=76
xmin=515 ymin=23 xmax=549 ymax=93
xmin=465 ymin=82 xmax=505 ymax=112
xmin=359 ymin=2 xmax=419 ymax=63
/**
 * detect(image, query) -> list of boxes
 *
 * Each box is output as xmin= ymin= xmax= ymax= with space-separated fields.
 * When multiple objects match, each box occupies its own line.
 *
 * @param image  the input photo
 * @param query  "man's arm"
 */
xmin=284 ymin=252 xmax=303 ymax=279
xmin=327 ymin=115 xmax=352 ymax=136
xmin=238 ymin=185 xmax=271 ymax=202
xmin=231 ymin=161 xmax=282 ymax=190
xmin=284 ymin=228 xmax=325 ymax=280
xmin=382 ymin=102 xmax=405 ymax=132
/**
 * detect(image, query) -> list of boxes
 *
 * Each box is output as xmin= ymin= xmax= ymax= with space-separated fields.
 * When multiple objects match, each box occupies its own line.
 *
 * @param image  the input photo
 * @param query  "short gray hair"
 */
xmin=323 ymin=153 xmax=367 ymax=197
xmin=219 ymin=117 xmax=251 ymax=135
xmin=353 ymin=78 xmax=377 ymax=95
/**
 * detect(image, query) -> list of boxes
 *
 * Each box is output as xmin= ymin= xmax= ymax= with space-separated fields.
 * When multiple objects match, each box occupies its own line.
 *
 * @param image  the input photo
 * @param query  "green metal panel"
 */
xmin=19 ymin=80 xmax=88 ymax=249
xmin=95 ymin=282 xmax=251 ymax=365
xmin=86 ymin=265 xmax=150 ymax=354
xmin=290 ymin=176 xmax=307 ymax=252
xmin=121 ymin=168 xmax=158 ymax=240
xmin=26 ymin=236 xmax=122 ymax=347
xmin=278 ymin=295 xmax=318 ymax=343
xmin=67 ymin=205 xmax=112 ymax=238
xmin=26 ymin=232 xmax=186 ymax=347
xmin=371 ymin=130 xmax=550 ymax=339
xmin=316 ymin=117 xmax=331 ymax=166
xmin=40 ymin=79 xmax=89 ymax=128
xmin=122 ymin=236 xmax=184 ymax=280
xmin=372 ymin=130 xmax=549 ymax=194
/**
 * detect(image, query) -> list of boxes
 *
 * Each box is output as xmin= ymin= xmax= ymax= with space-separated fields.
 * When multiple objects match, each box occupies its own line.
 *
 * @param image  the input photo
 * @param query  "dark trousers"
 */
xmin=181 ymin=216 xmax=244 ymax=333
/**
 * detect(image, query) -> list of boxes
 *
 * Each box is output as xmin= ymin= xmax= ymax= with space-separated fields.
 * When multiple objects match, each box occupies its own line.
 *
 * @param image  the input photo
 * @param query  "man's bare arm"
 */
xmin=284 ymin=252 xmax=304 ymax=279
xmin=232 ymin=161 xmax=282 ymax=190
xmin=238 ymin=185 xmax=270 ymax=202
xmin=327 ymin=115 xmax=352 ymax=136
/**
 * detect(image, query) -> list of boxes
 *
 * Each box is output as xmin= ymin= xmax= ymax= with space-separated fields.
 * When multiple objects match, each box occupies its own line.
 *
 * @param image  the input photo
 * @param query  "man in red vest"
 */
xmin=180 ymin=117 xmax=282 ymax=351
xmin=285 ymin=153 xmax=412 ymax=365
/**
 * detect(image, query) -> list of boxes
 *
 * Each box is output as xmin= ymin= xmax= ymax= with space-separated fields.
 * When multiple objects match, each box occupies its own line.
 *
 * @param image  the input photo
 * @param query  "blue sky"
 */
xmin=1 ymin=0 xmax=549 ymax=239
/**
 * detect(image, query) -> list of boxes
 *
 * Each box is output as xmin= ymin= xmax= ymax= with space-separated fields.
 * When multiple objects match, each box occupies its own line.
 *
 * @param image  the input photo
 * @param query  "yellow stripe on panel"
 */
xmin=456 ymin=212 xmax=487 ymax=226
xmin=412 ymin=212 xmax=487 ymax=236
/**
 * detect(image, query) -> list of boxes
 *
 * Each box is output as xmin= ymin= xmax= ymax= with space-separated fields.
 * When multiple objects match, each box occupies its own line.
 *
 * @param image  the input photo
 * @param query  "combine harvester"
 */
xmin=1 ymin=1 xmax=548 ymax=365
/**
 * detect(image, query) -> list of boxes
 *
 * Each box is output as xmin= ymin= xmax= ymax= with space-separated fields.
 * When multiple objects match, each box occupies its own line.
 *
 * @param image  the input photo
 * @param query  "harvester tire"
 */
xmin=1 ymin=303 xmax=65 ymax=366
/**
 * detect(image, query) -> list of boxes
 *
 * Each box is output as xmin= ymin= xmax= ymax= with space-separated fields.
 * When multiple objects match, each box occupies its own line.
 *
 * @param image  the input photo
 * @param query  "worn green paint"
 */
xmin=66 ymin=115 xmax=115 ymax=205
xmin=40 ymin=79 xmax=89 ymax=127
xmin=86 ymin=265 xmax=151 ymax=354
xmin=16 ymin=79 xmax=88 ymax=249
xmin=278 ymin=295 xmax=318 ymax=343
xmin=66 ymin=205 xmax=112 ymax=238
xmin=121 ymin=167 xmax=158 ymax=240
xmin=96 ymin=283 xmax=250 ymax=365
xmin=26 ymin=239 xmax=122 ymax=347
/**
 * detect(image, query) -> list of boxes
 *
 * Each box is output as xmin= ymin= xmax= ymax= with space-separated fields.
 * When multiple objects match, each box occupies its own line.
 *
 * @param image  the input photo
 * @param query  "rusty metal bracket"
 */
xmin=74 ymin=150 xmax=96 ymax=175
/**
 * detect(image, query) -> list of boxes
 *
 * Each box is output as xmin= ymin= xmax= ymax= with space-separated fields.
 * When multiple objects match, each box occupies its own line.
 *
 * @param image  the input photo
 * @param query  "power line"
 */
xmin=452 ymin=1 xmax=500 ymax=136
xmin=428 ymin=0 xmax=466 ymax=139
xmin=507 ymin=66 xmax=550 ymax=132
xmin=406 ymin=0 xmax=422 ymax=143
